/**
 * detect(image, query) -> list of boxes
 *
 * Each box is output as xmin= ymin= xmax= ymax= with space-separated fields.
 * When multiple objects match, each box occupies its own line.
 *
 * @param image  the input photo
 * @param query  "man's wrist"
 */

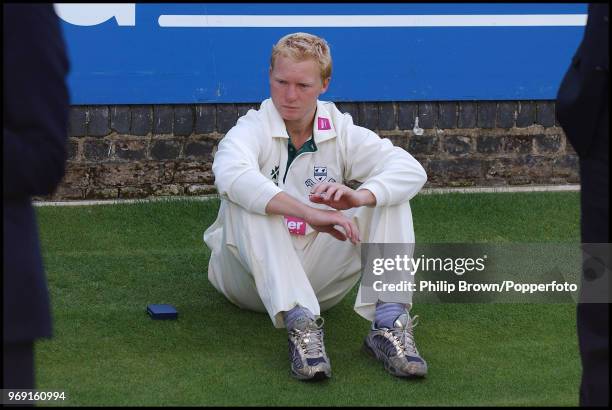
xmin=302 ymin=204 xmax=318 ymax=224
xmin=357 ymin=189 xmax=376 ymax=207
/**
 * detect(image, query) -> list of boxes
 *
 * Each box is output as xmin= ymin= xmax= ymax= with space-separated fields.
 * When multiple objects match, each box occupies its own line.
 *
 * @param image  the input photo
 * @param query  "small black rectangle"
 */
xmin=147 ymin=304 xmax=178 ymax=320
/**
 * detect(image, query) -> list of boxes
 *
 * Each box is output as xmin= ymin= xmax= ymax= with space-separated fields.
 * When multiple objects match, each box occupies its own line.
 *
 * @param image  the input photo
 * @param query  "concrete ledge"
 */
xmin=33 ymin=184 xmax=580 ymax=207
xmin=420 ymin=184 xmax=580 ymax=195
xmin=33 ymin=194 xmax=220 ymax=207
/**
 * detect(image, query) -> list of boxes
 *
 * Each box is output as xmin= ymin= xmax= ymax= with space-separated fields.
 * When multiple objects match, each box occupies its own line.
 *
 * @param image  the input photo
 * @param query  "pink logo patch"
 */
xmin=284 ymin=216 xmax=307 ymax=235
xmin=317 ymin=117 xmax=331 ymax=130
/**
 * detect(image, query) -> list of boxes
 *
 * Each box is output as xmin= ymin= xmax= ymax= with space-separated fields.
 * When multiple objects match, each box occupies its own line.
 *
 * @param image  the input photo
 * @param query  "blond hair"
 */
xmin=270 ymin=32 xmax=332 ymax=81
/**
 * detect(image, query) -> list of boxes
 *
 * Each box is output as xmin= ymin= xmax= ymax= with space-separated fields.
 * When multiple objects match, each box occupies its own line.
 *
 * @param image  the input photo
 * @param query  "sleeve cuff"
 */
xmin=248 ymin=182 xmax=283 ymax=215
xmin=358 ymin=180 xmax=389 ymax=207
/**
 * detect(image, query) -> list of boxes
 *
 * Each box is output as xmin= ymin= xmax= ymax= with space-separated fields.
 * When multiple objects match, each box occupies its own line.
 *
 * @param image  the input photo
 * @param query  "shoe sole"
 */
xmin=291 ymin=369 xmax=331 ymax=381
xmin=363 ymin=340 xmax=427 ymax=378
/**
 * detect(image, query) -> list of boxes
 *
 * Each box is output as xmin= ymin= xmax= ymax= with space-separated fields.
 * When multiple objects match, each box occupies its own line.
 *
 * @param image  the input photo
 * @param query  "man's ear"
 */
xmin=320 ymin=77 xmax=331 ymax=94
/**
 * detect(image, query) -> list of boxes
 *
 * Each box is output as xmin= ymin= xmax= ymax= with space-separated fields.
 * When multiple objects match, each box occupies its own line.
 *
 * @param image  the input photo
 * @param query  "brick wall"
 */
xmin=40 ymin=100 xmax=579 ymax=200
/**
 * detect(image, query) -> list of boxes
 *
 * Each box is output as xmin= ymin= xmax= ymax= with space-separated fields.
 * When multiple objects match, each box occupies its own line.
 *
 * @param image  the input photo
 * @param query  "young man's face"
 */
xmin=269 ymin=54 xmax=330 ymax=124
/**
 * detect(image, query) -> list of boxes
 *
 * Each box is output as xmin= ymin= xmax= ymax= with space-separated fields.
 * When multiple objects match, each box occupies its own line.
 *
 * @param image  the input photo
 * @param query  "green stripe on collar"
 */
xmin=283 ymin=135 xmax=317 ymax=184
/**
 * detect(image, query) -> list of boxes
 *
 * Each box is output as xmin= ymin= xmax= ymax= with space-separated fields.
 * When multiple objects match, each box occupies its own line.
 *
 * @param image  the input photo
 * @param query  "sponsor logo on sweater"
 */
xmin=284 ymin=216 xmax=307 ymax=235
xmin=270 ymin=165 xmax=279 ymax=185
xmin=317 ymin=117 xmax=331 ymax=130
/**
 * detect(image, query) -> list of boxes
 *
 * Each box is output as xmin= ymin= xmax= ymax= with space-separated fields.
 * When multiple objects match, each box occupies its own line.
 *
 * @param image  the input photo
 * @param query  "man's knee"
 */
xmin=353 ymin=201 xmax=415 ymax=242
xmin=222 ymin=200 xmax=288 ymax=244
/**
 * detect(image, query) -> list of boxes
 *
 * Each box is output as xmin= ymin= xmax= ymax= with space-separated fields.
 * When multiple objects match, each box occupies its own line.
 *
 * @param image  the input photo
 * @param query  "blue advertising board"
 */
xmin=55 ymin=3 xmax=588 ymax=104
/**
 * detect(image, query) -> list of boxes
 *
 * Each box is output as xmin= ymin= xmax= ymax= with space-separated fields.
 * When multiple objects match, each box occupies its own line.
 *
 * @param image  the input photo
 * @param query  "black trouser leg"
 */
xmin=577 ymin=154 xmax=610 ymax=407
xmin=3 ymin=342 xmax=35 ymax=389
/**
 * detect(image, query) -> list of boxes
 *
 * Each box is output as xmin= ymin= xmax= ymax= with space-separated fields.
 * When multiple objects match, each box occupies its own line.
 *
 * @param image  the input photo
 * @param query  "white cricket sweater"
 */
xmin=212 ymin=98 xmax=427 ymax=216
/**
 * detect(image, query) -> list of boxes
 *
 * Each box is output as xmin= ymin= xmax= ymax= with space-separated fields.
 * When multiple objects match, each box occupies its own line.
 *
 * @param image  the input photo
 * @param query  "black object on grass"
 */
xmin=147 ymin=304 xmax=178 ymax=320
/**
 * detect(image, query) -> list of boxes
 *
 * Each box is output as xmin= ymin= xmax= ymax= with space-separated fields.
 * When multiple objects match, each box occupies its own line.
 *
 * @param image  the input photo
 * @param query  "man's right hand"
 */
xmin=266 ymin=191 xmax=360 ymax=244
xmin=304 ymin=207 xmax=360 ymax=244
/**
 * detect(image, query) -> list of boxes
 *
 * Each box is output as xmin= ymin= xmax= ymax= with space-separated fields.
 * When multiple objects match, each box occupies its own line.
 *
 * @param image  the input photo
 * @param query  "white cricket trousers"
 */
xmin=204 ymin=199 xmax=416 ymax=328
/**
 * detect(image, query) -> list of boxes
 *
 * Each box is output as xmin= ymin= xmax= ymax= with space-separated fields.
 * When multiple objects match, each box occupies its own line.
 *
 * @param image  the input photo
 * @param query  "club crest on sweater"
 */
xmin=314 ymin=166 xmax=327 ymax=182
xmin=305 ymin=165 xmax=336 ymax=188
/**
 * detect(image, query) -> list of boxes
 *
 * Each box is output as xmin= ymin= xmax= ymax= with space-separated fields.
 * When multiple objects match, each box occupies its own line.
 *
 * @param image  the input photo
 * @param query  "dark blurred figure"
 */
xmin=556 ymin=3 xmax=609 ymax=407
xmin=3 ymin=4 xmax=70 ymax=390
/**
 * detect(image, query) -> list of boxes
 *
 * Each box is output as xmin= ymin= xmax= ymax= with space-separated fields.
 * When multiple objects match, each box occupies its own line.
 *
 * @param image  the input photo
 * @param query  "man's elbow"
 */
xmin=34 ymin=146 xmax=67 ymax=195
xmin=47 ymin=157 xmax=67 ymax=193
xmin=412 ymin=161 xmax=428 ymax=191
xmin=418 ymin=164 xmax=428 ymax=187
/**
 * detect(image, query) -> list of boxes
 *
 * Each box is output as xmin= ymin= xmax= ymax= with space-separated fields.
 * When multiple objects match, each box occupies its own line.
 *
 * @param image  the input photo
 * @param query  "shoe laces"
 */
xmin=387 ymin=315 xmax=420 ymax=358
xmin=290 ymin=317 xmax=325 ymax=358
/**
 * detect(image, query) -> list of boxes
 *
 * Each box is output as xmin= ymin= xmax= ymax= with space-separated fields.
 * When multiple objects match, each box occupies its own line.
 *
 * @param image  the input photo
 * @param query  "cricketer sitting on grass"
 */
xmin=203 ymin=32 xmax=428 ymax=381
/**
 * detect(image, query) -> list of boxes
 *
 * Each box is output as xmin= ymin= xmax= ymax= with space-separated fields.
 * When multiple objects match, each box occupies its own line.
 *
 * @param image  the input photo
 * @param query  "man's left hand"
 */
xmin=309 ymin=182 xmax=375 ymax=210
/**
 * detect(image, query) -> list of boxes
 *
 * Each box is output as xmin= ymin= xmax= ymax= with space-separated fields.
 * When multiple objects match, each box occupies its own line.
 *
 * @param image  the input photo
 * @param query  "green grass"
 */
xmin=34 ymin=192 xmax=581 ymax=406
